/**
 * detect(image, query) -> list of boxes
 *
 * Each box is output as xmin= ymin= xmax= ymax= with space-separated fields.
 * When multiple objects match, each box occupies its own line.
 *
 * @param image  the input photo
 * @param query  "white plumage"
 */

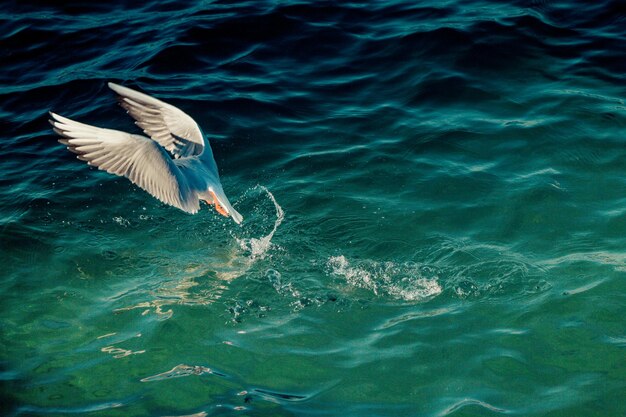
xmin=50 ymin=82 xmax=243 ymax=224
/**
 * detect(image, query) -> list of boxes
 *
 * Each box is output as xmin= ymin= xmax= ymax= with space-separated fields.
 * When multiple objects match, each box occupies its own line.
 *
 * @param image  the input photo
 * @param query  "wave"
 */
xmin=2 ymin=0 xmax=625 ymax=415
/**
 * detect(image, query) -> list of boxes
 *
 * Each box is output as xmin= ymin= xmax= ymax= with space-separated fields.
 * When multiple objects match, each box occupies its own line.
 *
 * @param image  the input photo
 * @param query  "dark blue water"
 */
xmin=1 ymin=1 xmax=626 ymax=416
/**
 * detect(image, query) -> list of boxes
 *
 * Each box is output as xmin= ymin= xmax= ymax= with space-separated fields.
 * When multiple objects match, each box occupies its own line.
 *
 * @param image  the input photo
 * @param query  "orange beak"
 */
xmin=209 ymin=190 xmax=229 ymax=218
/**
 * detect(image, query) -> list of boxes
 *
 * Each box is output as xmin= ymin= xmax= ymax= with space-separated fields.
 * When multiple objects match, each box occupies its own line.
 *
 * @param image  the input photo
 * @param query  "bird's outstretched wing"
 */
xmin=108 ymin=82 xmax=205 ymax=159
xmin=50 ymin=112 xmax=200 ymax=213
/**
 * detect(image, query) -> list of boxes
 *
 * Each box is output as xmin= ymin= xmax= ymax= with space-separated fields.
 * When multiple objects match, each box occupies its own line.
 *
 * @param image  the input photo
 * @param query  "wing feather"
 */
xmin=108 ymin=82 xmax=205 ymax=159
xmin=49 ymin=112 xmax=200 ymax=214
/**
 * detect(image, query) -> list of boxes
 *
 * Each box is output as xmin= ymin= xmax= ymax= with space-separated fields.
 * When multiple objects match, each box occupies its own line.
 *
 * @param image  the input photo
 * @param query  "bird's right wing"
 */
xmin=108 ymin=82 xmax=205 ymax=159
xmin=50 ymin=112 xmax=200 ymax=214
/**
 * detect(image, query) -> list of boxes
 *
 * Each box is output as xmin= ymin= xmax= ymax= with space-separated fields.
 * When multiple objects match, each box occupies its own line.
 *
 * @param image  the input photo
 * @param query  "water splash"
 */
xmin=214 ymin=185 xmax=284 ymax=280
xmin=236 ymin=185 xmax=284 ymax=260
xmin=327 ymin=255 xmax=442 ymax=302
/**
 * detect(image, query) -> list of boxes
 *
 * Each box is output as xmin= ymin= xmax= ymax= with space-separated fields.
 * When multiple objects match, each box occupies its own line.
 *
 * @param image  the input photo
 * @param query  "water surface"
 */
xmin=1 ymin=0 xmax=625 ymax=415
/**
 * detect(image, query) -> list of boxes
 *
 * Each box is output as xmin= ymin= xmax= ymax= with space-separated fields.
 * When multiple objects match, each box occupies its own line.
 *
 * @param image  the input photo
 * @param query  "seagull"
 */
xmin=49 ymin=82 xmax=243 ymax=224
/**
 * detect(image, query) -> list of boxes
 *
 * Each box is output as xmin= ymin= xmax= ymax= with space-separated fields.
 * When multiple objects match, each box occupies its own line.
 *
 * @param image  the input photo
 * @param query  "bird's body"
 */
xmin=50 ymin=82 xmax=243 ymax=224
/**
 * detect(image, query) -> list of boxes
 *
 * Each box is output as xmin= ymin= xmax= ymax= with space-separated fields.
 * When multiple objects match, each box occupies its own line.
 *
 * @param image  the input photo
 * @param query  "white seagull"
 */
xmin=49 ymin=82 xmax=243 ymax=224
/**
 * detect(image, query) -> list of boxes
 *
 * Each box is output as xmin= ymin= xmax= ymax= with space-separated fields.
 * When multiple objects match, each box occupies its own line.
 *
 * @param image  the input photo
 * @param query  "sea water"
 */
xmin=1 ymin=1 xmax=625 ymax=415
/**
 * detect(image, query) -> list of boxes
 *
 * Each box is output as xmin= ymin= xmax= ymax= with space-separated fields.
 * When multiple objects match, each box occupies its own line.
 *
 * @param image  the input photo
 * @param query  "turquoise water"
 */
xmin=2 ymin=1 xmax=626 ymax=415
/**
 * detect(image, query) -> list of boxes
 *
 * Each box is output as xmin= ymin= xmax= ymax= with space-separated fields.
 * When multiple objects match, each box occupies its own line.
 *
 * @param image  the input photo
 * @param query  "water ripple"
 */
xmin=141 ymin=364 xmax=226 ymax=382
xmin=2 ymin=0 xmax=626 ymax=415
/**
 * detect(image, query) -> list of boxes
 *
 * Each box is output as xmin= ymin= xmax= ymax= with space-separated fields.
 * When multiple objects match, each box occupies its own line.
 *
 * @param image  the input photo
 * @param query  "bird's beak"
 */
xmin=209 ymin=190 xmax=243 ymax=224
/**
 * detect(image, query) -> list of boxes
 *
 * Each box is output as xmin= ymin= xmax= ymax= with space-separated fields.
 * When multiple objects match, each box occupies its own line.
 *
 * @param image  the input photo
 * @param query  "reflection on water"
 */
xmin=141 ymin=364 xmax=225 ymax=382
xmin=113 ymin=266 xmax=228 ymax=319
xmin=101 ymin=345 xmax=146 ymax=359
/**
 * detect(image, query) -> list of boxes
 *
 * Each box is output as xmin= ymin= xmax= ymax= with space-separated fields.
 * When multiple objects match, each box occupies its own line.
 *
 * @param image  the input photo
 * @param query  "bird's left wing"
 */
xmin=108 ymin=82 xmax=205 ymax=159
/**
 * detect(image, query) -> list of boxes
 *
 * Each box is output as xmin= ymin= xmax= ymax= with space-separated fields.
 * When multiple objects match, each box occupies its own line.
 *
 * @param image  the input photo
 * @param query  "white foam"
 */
xmin=327 ymin=255 xmax=379 ymax=294
xmin=327 ymin=255 xmax=442 ymax=302
xmin=112 ymin=216 xmax=130 ymax=227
